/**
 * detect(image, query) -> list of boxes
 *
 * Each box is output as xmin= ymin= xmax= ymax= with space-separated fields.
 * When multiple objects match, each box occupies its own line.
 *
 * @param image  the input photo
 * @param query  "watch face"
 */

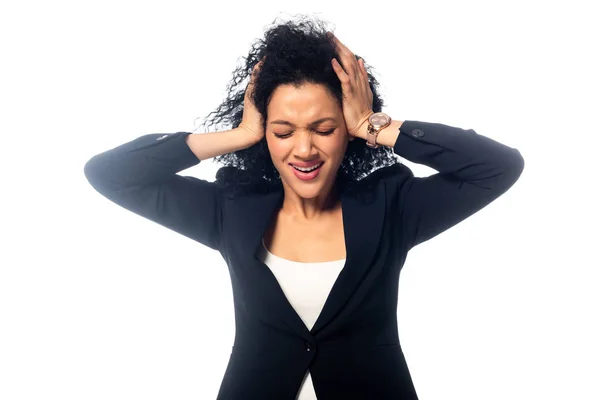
xmin=369 ymin=112 xmax=391 ymax=127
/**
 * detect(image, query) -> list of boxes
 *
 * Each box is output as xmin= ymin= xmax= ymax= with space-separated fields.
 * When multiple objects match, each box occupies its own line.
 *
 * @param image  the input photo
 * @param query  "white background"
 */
xmin=1 ymin=1 xmax=599 ymax=399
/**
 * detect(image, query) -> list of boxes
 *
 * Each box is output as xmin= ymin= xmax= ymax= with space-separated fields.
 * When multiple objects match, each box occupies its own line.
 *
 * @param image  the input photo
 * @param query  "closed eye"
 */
xmin=275 ymin=129 xmax=335 ymax=138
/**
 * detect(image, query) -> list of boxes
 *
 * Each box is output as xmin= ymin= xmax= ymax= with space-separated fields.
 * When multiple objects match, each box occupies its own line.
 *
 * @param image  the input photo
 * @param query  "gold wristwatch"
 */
xmin=366 ymin=112 xmax=391 ymax=149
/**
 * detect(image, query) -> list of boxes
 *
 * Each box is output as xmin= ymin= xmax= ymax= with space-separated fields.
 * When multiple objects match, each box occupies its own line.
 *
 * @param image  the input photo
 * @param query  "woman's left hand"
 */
xmin=328 ymin=32 xmax=374 ymax=140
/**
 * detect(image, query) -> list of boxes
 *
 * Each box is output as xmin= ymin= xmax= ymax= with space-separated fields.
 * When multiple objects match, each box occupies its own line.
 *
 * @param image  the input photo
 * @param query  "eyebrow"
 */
xmin=269 ymin=117 xmax=337 ymax=127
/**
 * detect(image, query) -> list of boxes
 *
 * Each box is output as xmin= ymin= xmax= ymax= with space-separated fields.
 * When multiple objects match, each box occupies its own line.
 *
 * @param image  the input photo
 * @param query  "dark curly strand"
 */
xmin=194 ymin=14 xmax=402 ymax=197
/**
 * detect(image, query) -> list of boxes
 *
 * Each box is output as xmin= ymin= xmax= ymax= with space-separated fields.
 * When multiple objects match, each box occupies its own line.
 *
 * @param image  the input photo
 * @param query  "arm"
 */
xmin=83 ymin=128 xmax=259 ymax=250
xmin=374 ymin=120 xmax=525 ymax=249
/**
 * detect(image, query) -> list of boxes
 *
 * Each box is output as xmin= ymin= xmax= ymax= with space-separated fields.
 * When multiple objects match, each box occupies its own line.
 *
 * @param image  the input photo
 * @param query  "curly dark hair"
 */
xmin=194 ymin=14 xmax=402 ymax=196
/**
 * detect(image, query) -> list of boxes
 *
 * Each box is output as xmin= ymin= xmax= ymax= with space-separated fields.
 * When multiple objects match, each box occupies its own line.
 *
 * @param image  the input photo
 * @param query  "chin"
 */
xmin=293 ymin=186 xmax=324 ymax=199
xmin=281 ymin=176 xmax=327 ymax=198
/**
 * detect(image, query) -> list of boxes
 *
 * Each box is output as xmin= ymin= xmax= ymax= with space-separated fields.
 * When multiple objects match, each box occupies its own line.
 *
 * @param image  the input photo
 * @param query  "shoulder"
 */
xmin=215 ymin=166 xmax=281 ymax=200
xmin=363 ymin=162 xmax=414 ymax=187
xmin=338 ymin=162 xmax=413 ymax=204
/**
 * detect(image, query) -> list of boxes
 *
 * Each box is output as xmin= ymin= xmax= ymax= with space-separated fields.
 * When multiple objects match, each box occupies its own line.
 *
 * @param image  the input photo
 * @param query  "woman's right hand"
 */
xmin=239 ymin=56 xmax=266 ymax=142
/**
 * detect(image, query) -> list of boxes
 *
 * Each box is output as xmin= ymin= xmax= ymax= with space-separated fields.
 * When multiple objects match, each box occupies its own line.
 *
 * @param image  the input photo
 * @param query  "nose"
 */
xmin=293 ymin=132 xmax=318 ymax=158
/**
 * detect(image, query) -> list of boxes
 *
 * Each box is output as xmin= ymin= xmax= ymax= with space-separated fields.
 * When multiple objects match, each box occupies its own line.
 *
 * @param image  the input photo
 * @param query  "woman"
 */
xmin=84 ymin=16 xmax=524 ymax=400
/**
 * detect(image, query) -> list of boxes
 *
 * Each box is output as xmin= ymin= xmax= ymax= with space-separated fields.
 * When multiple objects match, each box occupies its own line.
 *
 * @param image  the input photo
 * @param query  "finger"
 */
xmin=358 ymin=58 xmax=368 ymax=80
xmin=331 ymin=57 xmax=350 ymax=84
xmin=329 ymin=33 xmax=358 ymax=78
xmin=251 ymin=56 xmax=265 ymax=81
xmin=254 ymin=56 xmax=265 ymax=71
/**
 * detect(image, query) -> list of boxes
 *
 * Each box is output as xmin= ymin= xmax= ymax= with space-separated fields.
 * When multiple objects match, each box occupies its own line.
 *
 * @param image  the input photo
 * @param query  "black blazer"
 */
xmin=84 ymin=120 xmax=524 ymax=399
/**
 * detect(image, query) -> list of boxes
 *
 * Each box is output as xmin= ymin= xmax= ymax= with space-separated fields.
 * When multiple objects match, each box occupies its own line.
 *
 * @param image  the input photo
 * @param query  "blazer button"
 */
xmin=305 ymin=341 xmax=313 ymax=352
xmin=411 ymin=129 xmax=424 ymax=137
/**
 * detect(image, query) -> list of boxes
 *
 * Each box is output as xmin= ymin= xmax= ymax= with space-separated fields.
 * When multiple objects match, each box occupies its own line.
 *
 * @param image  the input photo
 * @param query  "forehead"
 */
xmin=267 ymin=83 xmax=339 ymax=118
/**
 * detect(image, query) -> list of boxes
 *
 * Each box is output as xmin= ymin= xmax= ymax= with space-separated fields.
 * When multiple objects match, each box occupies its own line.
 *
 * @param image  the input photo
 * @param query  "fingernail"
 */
xmin=326 ymin=31 xmax=333 ymax=39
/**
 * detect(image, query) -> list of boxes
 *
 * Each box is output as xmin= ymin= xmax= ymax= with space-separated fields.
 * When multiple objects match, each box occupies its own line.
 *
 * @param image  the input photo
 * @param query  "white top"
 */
xmin=258 ymin=239 xmax=346 ymax=400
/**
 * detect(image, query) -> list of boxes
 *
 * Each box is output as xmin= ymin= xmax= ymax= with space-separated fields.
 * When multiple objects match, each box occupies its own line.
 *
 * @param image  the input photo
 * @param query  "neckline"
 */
xmin=261 ymin=238 xmax=346 ymax=264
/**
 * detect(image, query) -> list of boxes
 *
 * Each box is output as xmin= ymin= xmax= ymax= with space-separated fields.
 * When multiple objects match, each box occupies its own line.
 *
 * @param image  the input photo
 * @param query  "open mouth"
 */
xmin=289 ymin=162 xmax=324 ymax=180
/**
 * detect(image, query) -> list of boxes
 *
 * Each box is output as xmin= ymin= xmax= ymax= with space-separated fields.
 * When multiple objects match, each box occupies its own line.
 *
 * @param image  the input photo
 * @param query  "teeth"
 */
xmin=292 ymin=163 xmax=322 ymax=172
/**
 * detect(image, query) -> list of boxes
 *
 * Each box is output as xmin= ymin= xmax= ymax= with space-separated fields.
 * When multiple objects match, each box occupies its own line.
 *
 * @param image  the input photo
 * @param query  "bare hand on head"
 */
xmin=328 ymin=32 xmax=374 ymax=141
xmin=239 ymin=56 xmax=266 ymax=142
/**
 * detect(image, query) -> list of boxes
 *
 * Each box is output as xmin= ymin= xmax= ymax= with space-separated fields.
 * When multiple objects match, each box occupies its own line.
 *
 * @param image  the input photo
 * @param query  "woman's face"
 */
xmin=265 ymin=82 xmax=350 ymax=200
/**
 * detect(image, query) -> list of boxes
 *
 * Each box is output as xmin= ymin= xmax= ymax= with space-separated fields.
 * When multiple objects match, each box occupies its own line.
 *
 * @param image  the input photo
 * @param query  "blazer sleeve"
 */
xmin=391 ymin=120 xmax=525 ymax=249
xmin=83 ymin=131 xmax=223 ymax=250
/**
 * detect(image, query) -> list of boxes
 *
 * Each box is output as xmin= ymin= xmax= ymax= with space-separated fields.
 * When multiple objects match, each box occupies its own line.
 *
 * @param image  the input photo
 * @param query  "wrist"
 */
xmin=352 ymin=110 xmax=374 ymax=140
xmin=355 ymin=119 xmax=371 ymax=141
xmin=237 ymin=124 xmax=263 ymax=145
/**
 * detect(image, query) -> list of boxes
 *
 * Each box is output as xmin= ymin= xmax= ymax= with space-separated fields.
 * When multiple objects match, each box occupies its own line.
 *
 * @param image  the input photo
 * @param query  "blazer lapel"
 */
xmin=243 ymin=181 xmax=385 ymax=339
xmin=311 ymin=186 xmax=385 ymax=335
